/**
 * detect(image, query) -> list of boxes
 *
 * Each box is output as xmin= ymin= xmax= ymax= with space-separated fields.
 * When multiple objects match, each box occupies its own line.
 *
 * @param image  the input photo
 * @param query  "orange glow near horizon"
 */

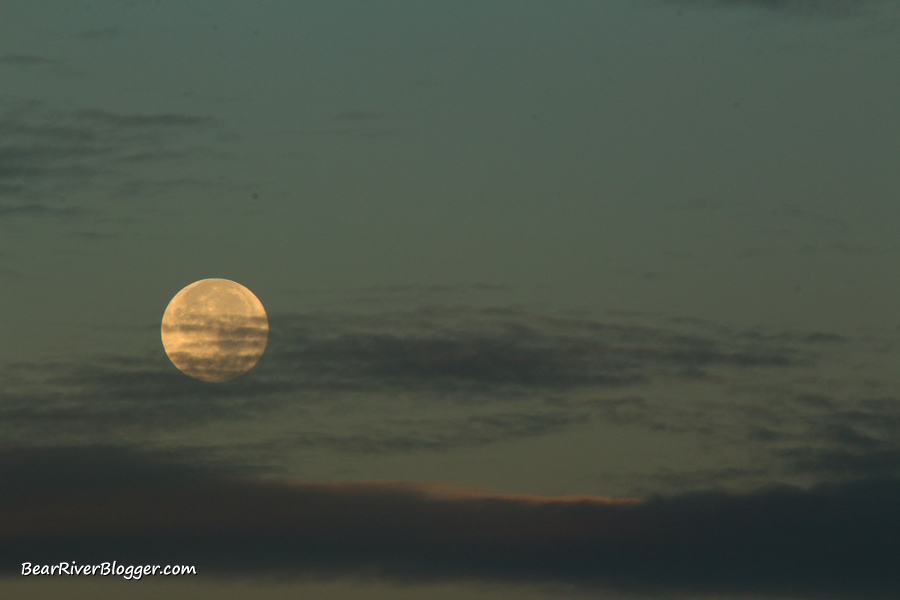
xmin=284 ymin=480 xmax=644 ymax=505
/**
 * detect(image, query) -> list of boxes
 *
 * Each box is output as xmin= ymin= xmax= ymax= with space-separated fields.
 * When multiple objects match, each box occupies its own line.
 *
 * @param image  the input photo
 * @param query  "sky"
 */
xmin=1 ymin=1 xmax=899 ymax=598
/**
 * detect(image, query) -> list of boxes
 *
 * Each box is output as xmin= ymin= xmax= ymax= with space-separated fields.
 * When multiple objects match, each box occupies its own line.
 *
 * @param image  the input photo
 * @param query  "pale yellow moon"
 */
xmin=161 ymin=279 xmax=268 ymax=382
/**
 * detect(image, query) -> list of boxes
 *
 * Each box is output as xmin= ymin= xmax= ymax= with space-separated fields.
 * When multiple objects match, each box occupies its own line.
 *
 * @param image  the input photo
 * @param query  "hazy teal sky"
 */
xmin=2 ymin=1 xmax=900 ymax=599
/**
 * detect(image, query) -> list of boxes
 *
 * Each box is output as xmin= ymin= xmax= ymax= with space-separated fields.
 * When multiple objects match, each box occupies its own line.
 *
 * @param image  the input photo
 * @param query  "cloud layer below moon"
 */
xmin=2 ymin=445 xmax=899 ymax=599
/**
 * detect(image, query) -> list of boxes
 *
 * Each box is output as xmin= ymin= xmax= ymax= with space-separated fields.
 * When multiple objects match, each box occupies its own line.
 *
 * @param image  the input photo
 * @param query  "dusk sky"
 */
xmin=2 ymin=1 xmax=900 ymax=598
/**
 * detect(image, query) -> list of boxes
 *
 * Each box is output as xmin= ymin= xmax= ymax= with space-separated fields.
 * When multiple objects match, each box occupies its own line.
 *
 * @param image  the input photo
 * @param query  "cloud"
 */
xmin=70 ymin=27 xmax=122 ymax=41
xmin=331 ymin=109 xmax=382 ymax=122
xmin=0 ymin=100 xmax=226 ymax=215
xmin=0 ymin=353 xmax=294 ymax=443
xmin=626 ymin=388 xmax=900 ymax=493
xmin=65 ymin=230 xmax=117 ymax=240
xmin=0 ymin=203 xmax=92 ymax=218
xmin=72 ymin=109 xmax=215 ymax=130
xmin=0 ymin=54 xmax=60 ymax=67
xmin=1 ymin=445 xmax=898 ymax=598
xmin=3 ymin=300 xmax=895 ymax=496
xmin=665 ymin=0 xmax=886 ymax=18
xmin=0 ymin=348 xmax=591 ymax=455
xmin=0 ymin=304 xmax=861 ymax=473
xmin=772 ymin=395 xmax=900 ymax=478
xmin=278 ymin=411 xmax=591 ymax=454
xmin=268 ymin=308 xmax=804 ymax=395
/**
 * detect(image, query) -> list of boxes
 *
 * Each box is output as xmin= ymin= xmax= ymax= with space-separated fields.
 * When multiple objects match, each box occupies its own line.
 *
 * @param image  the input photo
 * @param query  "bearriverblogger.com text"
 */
xmin=22 ymin=561 xmax=196 ymax=580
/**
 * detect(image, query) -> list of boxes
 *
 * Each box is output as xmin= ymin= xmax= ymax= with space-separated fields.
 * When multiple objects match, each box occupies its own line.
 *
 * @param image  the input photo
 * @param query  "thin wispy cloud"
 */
xmin=666 ymin=0 xmax=887 ymax=18
xmin=0 ymin=204 xmax=92 ymax=218
xmin=0 ymin=54 xmax=60 ymax=67
xmin=70 ymin=27 xmax=122 ymax=41
xmin=331 ymin=109 xmax=383 ymax=122
xmin=277 ymin=411 xmax=591 ymax=454
xmin=267 ymin=307 xmax=807 ymax=394
xmin=0 ymin=101 xmax=226 ymax=213
xmin=72 ymin=109 xmax=215 ymax=129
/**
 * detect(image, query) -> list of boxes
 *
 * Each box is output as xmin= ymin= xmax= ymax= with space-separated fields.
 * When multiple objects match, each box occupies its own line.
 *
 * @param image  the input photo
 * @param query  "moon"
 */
xmin=161 ymin=279 xmax=268 ymax=382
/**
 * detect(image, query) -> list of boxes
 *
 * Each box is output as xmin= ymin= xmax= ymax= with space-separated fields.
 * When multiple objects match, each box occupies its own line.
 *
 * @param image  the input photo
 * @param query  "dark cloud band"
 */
xmin=1 ymin=446 xmax=898 ymax=598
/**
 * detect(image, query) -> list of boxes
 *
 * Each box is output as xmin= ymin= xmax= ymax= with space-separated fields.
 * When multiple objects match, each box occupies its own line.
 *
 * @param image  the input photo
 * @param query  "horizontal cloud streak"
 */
xmin=269 ymin=308 xmax=807 ymax=394
xmin=0 ymin=203 xmax=91 ymax=218
xmin=0 ymin=100 xmax=226 ymax=214
xmin=1 ymin=446 xmax=898 ymax=598
xmin=666 ymin=0 xmax=885 ymax=18
xmin=0 ymin=54 xmax=60 ymax=66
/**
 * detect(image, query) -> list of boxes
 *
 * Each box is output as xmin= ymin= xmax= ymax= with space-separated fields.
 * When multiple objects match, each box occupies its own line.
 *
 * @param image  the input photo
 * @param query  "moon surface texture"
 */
xmin=161 ymin=279 xmax=269 ymax=382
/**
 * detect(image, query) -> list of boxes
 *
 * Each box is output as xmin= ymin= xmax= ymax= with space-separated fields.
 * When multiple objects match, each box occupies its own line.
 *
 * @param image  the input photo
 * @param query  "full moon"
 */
xmin=161 ymin=279 xmax=269 ymax=382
